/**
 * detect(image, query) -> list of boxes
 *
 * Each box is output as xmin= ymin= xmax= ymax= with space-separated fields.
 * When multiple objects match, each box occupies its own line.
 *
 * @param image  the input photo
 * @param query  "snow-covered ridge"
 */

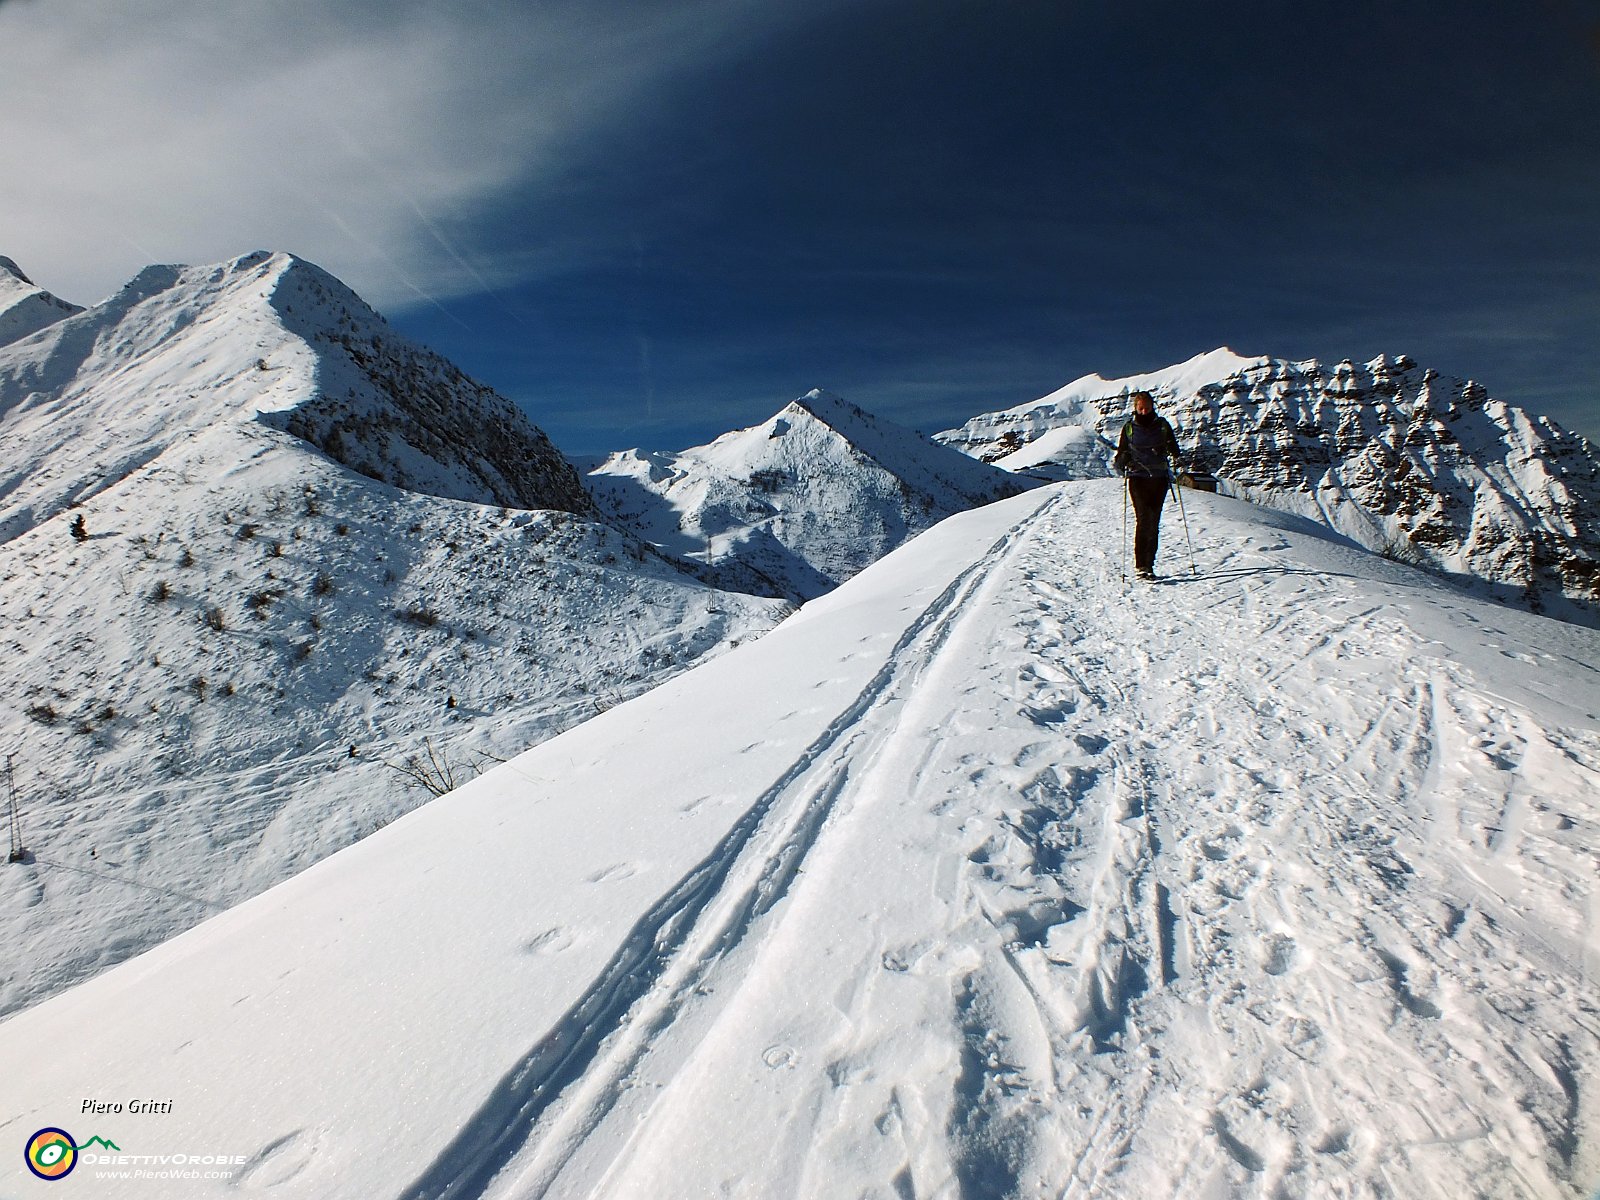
xmin=261 ymin=253 xmax=592 ymax=517
xmin=939 ymin=349 xmax=1600 ymax=625
xmin=0 ymin=250 xmax=589 ymax=547
xmin=589 ymin=387 xmax=1030 ymax=600
xmin=0 ymin=253 xmax=82 ymax=348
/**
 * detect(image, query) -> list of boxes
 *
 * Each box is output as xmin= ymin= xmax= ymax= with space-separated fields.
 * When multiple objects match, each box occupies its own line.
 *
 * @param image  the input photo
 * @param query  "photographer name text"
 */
xmin=81 ymin=1098 xmax=175 ymax=1115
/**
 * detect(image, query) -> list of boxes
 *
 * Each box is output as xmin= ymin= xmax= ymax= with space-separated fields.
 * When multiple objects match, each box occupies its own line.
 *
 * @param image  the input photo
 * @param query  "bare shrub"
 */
xmin=385 ymin=738 xmax=483 ymax=798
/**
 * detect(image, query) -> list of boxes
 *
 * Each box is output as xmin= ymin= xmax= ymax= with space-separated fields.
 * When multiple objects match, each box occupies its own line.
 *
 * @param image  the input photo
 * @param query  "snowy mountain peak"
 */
xmin=780 ymin=388 xmax=915 ymax=449
xmin=742 ymin=388 xmax=860 ymax=434
xmin=1145 ymin=345 xmax=1267 ymax=387
xmin=1048 ymin=347 xmax=1269 ymax=408
xmin=0 ymin=250 xmax=590 ymax=544
xmin=589 ymin=390 xmax=1030 ymax=599
xmin=0 ymin=253 xmax=82 ymax=348
xmin=0 ymin=251 xmax=788 ymax=1022
xmin=0 ymin=254 xmax=33 ymax=285
xmin=797 ymin=385 xmax=845 ymax=404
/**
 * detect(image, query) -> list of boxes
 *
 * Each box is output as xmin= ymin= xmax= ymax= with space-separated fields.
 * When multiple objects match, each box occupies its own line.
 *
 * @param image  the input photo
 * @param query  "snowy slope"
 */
xmin=939 ymin=349 xmax=1600 ymax=625
xmin=588 ymin=388 xmax=1028 ymax=599
xmin=0 ymin=253 xmax=786 ymax=1019
xmin=3 ymin=481 xmax=1595 ymax=1200
xmin=0 ymin=255 xmax=80 ymax=348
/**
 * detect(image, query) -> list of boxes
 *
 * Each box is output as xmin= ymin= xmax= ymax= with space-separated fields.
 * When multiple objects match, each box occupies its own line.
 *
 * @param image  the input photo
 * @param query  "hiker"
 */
xmin=1113 ymin=390 xmax=1183 ymax=580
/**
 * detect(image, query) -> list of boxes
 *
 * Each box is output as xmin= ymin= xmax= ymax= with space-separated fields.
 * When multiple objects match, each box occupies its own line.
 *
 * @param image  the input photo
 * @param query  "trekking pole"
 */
xmin=1120 ymin=475 xmax=1129 ymax=584
xmin=1171 ymin=474 xmax=1197 ymax=576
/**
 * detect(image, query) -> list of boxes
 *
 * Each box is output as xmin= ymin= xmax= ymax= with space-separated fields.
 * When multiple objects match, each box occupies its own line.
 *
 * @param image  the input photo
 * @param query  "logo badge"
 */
xmin=25 ymin=1128 xmax=78 ymax=1180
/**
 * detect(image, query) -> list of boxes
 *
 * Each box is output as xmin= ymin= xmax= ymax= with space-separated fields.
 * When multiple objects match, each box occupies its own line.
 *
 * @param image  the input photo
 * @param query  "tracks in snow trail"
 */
xmin=399 ymin=496 xmax=1057 ymax=1200
xmin=870 ymin=485 xmax=1599 ymax=1199
xmin=1081 ymin=508 xmax=1600 ymax=1198
xmin=939 ymin=516 xmax=1192 ymax=1195
xmin=400 ymin=481 xmax=1599 ymax=1200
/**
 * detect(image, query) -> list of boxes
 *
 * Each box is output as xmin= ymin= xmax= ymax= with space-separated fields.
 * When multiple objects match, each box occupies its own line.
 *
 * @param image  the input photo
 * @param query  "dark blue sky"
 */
xmin=4 ymin=0 xmax=1597 ymax=453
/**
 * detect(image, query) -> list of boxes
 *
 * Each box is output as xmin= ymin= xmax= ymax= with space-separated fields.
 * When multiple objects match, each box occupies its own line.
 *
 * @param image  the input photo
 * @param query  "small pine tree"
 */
xmin=70 ymin=514 xmax=88 ymax=542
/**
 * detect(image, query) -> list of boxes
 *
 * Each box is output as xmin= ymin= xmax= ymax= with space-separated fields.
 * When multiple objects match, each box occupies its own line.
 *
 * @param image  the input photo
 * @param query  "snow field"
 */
xmin=1 ymin=480 xmax=1596 ymax=1200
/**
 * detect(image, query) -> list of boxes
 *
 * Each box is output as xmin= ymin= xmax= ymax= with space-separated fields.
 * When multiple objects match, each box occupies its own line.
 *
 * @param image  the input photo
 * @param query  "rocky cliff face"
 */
xmin=262 ymin=255 xmax=593 ymax=517
xmin=939 ymin=350 xmax=1600 ymax=624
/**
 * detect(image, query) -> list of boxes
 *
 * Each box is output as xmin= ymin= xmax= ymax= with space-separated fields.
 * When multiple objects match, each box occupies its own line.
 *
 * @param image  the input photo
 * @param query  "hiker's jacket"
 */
xmin=1114 ymin=413 xmax=1181 ymax=478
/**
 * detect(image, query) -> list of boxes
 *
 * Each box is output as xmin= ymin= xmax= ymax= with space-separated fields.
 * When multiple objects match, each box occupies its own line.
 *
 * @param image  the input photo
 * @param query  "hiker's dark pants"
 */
xmin=1128 ymin=475 xmax=1169 ymax=572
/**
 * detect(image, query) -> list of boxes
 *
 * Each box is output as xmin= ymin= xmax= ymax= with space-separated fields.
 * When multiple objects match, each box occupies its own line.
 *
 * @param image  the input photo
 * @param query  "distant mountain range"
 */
xmin=938 ymin=348 xmax=1600 ymax=623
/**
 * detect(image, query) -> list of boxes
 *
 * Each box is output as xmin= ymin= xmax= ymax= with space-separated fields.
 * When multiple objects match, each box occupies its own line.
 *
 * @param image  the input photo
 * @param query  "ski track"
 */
xmin=420 ymin=486 xmax=1596 ymax=1199
xmin=399 ymin=502 xmax=1050 ymax=1199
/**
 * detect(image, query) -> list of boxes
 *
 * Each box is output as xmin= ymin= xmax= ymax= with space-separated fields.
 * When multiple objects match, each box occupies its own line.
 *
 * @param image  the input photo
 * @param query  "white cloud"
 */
xmin=0 ymin=0 xmax=823 ymax=309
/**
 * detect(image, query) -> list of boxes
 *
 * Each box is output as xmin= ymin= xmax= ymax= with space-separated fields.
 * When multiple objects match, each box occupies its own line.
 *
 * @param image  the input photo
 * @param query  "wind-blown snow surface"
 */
xmin=4 ymin=481 xmax=1596 ymax=1199
xmin=588 ymin=389 xmax=1026 ymax=599
xmin=938 ymin=349 xmax=1600 ymax=626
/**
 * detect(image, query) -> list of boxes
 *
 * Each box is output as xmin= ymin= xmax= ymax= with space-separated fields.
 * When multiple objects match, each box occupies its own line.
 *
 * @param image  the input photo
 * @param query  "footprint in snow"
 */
xmin=588 ymin=862 xmax=637 ymax=884
xmin=234 ymin=1128 xmax=320 ymax=1188
xmin=1210 ymin=1113 xmax=1267 ymax=1174
xmin=881 ymin=937 xmax=943 ymax=975
xmin=1375 ymin=949 xmax=1443 ymax=1019
xmin=1315 ymin=1127 xmax=1352 ymax=1155
xmin=1199 ymin=826 xmax=1245 ymax=861
xmin=1073 ymin=732 xmax=1110 ymax=755
xmin=1262 ymin=933 xmax=1299 ymax=976
xmin=523 ymin=927 xmax=576 ymax=956
xmin=762 ymin=1044 xmax=798 ymax=1070
xmin=1023 ymin=697 xmax=1078 ymax=727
